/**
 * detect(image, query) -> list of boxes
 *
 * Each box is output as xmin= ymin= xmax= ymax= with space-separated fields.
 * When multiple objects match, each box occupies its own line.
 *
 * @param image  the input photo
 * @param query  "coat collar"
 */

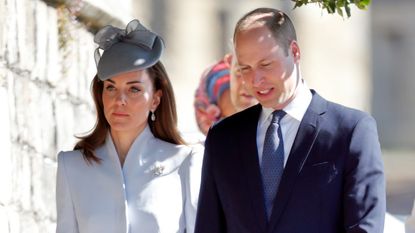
xmin=267 ymin=90 xmax=327 ymax=233
xmin=237 ymin=104 xmax=269 ymax=233
xmin=240 ymin=91 xmax=328 ymax=232
xmin=105 ymin=125 xmax=153 ymax=171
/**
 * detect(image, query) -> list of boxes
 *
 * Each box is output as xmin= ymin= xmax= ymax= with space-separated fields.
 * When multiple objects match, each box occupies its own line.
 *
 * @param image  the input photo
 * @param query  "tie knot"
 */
xmin=271 ymin=110 xmax=286 ymax=124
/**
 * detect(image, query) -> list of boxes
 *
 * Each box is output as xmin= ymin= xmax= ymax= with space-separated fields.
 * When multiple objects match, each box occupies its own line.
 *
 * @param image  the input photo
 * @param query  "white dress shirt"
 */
xmin=56 ymin=126 xmax=203 ymax=233
xmin=256 ymin=81 xmax=312 ymax=167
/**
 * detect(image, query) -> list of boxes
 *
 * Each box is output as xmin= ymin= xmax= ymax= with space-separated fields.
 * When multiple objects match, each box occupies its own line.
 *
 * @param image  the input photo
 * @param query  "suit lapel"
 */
xmin=239 ymin=104 xmax=268 ymax=233
xmin=267 ymin=91 xmax=327 ymax=233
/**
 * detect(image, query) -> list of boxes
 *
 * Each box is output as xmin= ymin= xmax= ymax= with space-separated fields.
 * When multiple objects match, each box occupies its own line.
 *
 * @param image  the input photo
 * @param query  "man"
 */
xmin=195 ymin=7 xmax=385 ymax=233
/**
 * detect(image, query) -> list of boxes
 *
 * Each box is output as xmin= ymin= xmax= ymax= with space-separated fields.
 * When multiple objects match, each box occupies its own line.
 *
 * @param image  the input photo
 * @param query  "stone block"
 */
xmin=52 ymin=23 xmax=95 ymax=101
xmin=12 ymin=77 xmax=55 ymax=157
xmin=0 ymin=199 xmax=11 ymax=233
xmin=38 ymin=218 xmax=55 ymax=233
xmin=46 ymin=6 xmax=61 ymax=86
xmin=15 ymin=0 xmax=28 ymax=70
xmin=78 ymin=29 xmax=96 ymax=74
xmin=18 ymin=212 xmax=40 ymax=233
xmin=0 ymin=86 xmax=12 ymax=205
xmin=13 ymin=77 xmax=42 ymax=150
xmin=4 ymin=0 xmax=18 ymax=64
xmin=38 ymin=89 xmax=57 ymax=159
xmin=74 ymin=102 xmax=95 ymax=134
xmin=0 ymin=0 xmax=6 ymax=58
xmin=6 ymin=71 xmax=17 ymax=142
xmin=31 ymin=155 xmax=57 ymax=220
xmin=32 ymin=0 xmax=49 ymax=81
xmin=54 ymin=97 xmax=77 ymax=151
xmin=75 ymin=29 xmax=96 ymax=101
xmin=61 ymin=47 xmax=81 ymax=99
xmin=55 ymin=98 xmax=95 ymax=153
xmin=6 ymin=207 xmax=20 ymax=233
xmin=11 ymin=146 xmax=32 ymax=211
xmin=16 ymin=0 xmax=36 ymax=71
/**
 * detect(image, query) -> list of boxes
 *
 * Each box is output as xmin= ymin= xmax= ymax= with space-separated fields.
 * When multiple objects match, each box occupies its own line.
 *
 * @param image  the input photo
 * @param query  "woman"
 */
xmin=194 ymin=55 xmax=257 ymax=136
xmin=56 ymin=19 xmax=202 ymax=233
xmin=407 ymin=199 xmax=415 ymax=233
xmin=223 ymin=54 xmax=257 ymax=112
xmin=194 ymin=58 xmax=236 ymax=135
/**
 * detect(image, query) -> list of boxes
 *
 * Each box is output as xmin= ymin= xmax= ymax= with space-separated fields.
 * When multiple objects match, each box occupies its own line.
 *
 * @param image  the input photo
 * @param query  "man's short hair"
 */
xmin=233 ymin=8 xmax=297 ymax=55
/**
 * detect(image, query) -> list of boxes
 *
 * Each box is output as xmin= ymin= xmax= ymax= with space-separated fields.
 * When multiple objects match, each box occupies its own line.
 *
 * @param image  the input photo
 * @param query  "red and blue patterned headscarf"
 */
xmin=194 ymin=58 xmax=231 ymax=135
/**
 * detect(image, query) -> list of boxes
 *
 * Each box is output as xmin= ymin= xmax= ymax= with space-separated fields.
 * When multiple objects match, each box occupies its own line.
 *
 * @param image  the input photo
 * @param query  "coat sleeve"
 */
xmin=343 ymin=115 xmax=386 ymax=233
xmin=194 ymin=134 xmax=226 ymax=233
xmin=56 ymin=152 xmax=79 ymax=233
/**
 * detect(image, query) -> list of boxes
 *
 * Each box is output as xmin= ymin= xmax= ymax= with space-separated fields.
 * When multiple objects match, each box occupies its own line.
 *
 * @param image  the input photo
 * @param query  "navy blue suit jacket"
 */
xmin=195 ymin=90 xmax=385 ymax=233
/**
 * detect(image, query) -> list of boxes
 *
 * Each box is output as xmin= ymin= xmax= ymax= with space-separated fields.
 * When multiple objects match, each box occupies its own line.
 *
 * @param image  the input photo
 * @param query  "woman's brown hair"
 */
xmin=74 ymin=61 xmax=185 ymax=164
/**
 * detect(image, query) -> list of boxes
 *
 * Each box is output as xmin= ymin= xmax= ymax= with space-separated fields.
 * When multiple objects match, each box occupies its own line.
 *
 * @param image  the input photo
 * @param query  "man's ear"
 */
xmin=290 ymin=41 xmax=301 ymax=62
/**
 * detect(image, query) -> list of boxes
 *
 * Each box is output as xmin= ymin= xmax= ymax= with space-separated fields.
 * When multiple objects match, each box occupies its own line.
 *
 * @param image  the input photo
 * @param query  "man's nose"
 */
xmin=252 ymin=71 xmax=264 ymax=87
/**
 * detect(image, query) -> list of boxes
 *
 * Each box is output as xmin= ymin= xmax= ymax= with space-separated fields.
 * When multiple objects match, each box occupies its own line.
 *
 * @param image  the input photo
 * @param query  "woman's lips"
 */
xmin=240 ymin=93 xmax=254 ymax=99
xmin=112 ymin=112 xmax=129 ymax=117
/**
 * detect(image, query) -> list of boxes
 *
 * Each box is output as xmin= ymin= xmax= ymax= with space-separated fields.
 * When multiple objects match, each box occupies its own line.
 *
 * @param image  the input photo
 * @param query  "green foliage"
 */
xmin=292 ymin=0 xmax=371 ymax=17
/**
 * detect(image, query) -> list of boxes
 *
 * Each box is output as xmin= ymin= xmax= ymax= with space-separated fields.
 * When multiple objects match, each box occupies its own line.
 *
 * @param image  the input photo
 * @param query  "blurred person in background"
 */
xmin=56 ymin=19 xmax=202 ymax=233
xmin=407 ymin=199 xmax=415 ymax=233
xmin=224 ymin=53 xmax=258 ymax=112
xmin=194 ymin=55 xmax=257 ymax=136
xmin=194 ymin=58 xmax=236 ymax=135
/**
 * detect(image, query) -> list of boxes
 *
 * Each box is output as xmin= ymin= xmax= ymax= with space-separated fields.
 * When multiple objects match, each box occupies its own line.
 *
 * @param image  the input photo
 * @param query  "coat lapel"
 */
xmin=267 ymin=91 xmax=327 ymax=233
xmin=239 ymin=104 xmax=268 ymax=233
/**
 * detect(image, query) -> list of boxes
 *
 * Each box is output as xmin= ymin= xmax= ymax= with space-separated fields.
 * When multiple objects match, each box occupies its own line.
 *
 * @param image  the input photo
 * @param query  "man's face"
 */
xmin=234 ymin=24 xmax=300 ymax=110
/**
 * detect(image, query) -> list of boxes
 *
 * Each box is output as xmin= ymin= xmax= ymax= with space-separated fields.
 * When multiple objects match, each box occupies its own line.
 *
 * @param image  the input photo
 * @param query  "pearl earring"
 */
xmin=151 ymin=111 xmax=156 ymax=121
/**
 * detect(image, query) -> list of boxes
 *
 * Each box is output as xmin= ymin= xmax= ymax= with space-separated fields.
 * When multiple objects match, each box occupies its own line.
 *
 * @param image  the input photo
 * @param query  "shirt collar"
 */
xmin=259 ymin=80 xmax=312 ymax=127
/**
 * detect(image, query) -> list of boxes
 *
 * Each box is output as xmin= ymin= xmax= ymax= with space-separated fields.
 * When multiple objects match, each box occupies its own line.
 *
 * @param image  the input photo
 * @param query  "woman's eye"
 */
xmin=234 ymin=69 xmax=242 ymax=77
xmin=105 ymin=85 xmax=115 ymax=91
xmin=239 ymin=67 xmax=250 ymax=73
xmin=130 ymin=87 xmax=141 ymax=93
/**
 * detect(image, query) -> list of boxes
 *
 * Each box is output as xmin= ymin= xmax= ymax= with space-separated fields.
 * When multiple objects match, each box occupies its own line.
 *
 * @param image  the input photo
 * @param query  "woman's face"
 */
xmin=102 ymin=70 xmax=161 ymax=135
xmin=229 ymin=58 xmax=258 ymax=111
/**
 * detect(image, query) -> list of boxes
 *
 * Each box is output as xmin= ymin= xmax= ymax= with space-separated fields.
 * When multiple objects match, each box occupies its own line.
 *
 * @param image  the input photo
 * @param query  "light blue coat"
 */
xmin=56 ymin=126 xmax=203 ymax=233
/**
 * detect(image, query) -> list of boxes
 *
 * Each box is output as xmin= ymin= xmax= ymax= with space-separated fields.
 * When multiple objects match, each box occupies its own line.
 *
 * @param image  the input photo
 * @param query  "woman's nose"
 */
xmin=115 ymin=92 xmax=127 ymax=105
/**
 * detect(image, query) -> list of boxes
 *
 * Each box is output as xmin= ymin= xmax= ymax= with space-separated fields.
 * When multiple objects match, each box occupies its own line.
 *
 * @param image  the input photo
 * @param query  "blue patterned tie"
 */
xmin=261 ymin=110 xmax=286 ymax=219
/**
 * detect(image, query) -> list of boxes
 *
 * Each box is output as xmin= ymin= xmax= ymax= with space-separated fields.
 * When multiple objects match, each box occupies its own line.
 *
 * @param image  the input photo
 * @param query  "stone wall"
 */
xmin=0 ymin=0 xmax=96 ymax=231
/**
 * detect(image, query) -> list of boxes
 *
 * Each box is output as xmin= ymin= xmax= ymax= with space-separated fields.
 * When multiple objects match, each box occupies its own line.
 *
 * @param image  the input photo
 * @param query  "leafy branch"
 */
xmin=292 ymin=0 xmax=371 ymax=17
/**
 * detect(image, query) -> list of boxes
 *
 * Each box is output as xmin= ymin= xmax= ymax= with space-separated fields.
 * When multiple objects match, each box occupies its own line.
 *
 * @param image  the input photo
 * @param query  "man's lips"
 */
xmin=257 ymin=88 xmax=273 ymax=96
